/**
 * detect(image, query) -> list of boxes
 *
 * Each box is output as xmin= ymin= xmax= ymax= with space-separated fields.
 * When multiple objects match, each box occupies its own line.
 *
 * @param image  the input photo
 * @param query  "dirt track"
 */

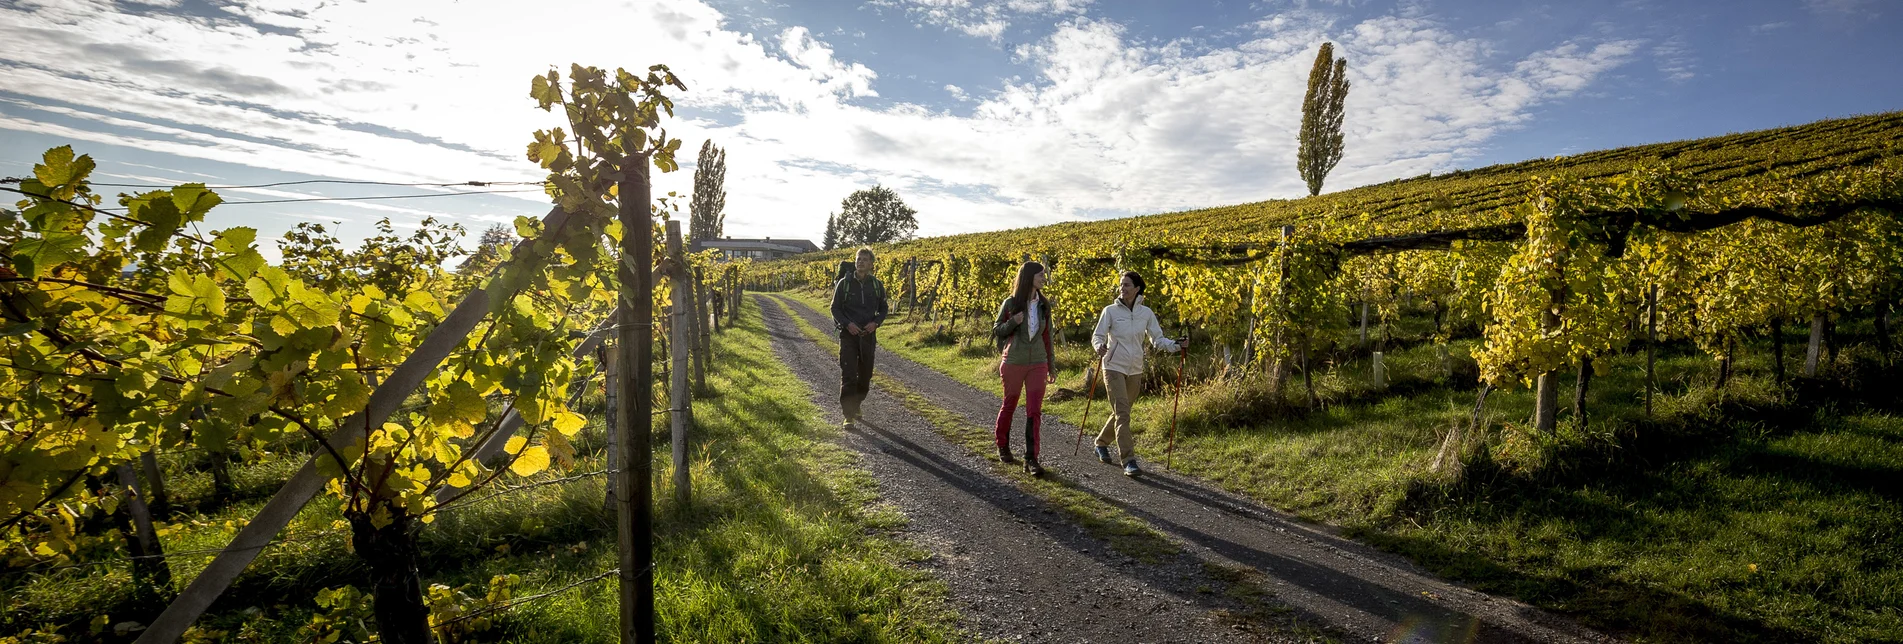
xmin=759 ymin=294 xmax=1617 ymax=644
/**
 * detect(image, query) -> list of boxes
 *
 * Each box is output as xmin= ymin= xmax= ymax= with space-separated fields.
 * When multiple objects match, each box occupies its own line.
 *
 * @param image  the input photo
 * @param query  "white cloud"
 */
xmin=1 ymin=0 xmax=1643 ymax=248
xmin=779 ymin=26 xmax=880 ymax=98
xmin=1804 ymin=0 xmax=1880 ymax=18
xmin=874 ymin=0 xmax=1092 ymax=42
xmin=1650 ymin=35 xmax=1695 ymax=82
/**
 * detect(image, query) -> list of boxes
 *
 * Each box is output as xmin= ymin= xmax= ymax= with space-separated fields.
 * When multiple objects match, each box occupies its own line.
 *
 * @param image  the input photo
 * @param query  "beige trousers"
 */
xmin=1094 ymin=369 xmax=1144 ymax=462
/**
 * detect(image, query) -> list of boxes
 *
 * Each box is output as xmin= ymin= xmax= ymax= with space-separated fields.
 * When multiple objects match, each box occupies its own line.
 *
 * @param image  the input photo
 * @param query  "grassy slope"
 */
xmin=779 ymin=287 xmax=1903 ymax=643
xmin=791 ymin=110 xmax=1903 ymax=267
xmin=2 ymin=296 xmax=958 ymax=643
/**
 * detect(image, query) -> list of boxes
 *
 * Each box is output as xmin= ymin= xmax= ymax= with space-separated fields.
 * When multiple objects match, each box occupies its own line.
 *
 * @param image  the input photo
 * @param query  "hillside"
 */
xmin=813 ymin=110 xmax=1903 ymax=260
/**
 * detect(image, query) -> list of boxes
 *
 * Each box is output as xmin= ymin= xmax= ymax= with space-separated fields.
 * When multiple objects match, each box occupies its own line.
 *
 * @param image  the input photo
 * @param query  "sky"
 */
xmin=2 ymin=0 xmax=1900 ymax=261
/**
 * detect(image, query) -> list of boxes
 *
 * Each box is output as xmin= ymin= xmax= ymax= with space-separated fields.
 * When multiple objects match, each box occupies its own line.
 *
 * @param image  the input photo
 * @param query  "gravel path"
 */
xmin=765 ymin=294 xmax=1620 ymax=644
xmin=757 ymin=295 xmax=1297 ymax=643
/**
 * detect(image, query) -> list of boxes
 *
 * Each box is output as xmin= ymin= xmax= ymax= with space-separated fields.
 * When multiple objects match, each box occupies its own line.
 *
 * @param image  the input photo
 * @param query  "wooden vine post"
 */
xmin=665 ymin=221 xmax=693 ymax=507
xmin=693 ymin=265 xmax=710 ymax=388
xmin=139 ymin=451 xmax=168 ymax=515
xmin=616 ymin=157 xmax=656 ymax=644
xmin=1804 ymin=312 xmax=1826 ymax=376
xmin=1645 ymin=285 xmax=1658 ymax=417
xmin=114 ymin=462 xmax=171 ymax=602
xmin=1268 ymin=226 xmax=1294 ymax=396
xmin=601 ymin=343 xmax=620 ymax=513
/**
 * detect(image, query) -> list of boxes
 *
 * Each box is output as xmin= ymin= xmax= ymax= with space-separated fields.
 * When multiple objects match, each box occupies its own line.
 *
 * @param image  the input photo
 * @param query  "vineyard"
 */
xmin=752 ymin=111 xmax=1903 ymax=641
xmin=3 ymin=51 xmax=1901 ymax=642
xmin=753 ymin=110 xmax=1903 ymax=429
xmin=0 ymin=64 xmax=954 ymax=644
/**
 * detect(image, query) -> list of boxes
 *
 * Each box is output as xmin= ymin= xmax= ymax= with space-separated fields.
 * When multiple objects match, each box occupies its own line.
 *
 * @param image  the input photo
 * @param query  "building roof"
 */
xmin=694 ymin=237 xmax=820 ymax=254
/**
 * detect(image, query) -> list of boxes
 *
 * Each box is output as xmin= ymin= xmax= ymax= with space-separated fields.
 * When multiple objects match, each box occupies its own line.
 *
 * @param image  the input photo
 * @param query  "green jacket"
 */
xmin=991 ymin=295 xmax=1055 ymax=366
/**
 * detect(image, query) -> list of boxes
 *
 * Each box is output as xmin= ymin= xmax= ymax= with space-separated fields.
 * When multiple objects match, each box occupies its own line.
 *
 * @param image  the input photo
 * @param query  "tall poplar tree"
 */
xmin=1297 ymin=42 xmax=1350 ymax=197
xmin=689 ymin=139 xmax=727 ymax=242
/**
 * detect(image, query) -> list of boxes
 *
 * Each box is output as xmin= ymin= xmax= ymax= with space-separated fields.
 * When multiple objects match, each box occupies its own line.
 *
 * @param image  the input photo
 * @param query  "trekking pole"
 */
xmin=1073 ymin=355 xmax=1100 ymax=456
xmin=1166 ymin=334 xmax=1188 ymax=470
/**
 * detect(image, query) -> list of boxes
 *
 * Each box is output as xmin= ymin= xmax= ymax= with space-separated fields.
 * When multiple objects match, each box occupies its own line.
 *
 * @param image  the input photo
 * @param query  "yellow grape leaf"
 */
xmin=509 ymin=446 xmax=550 ymax=477
xmin=447 ymin=472 xmax=472 ymax=488
xmin=546 ymin=430 xmax=575 ymax=470
xmin=504 ymin=435 xmax=528 ymax=455
xmin=551 ymin=410 xmax=586 ymax=437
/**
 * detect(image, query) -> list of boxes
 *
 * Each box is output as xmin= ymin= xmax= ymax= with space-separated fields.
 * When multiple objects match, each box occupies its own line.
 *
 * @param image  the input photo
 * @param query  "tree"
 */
xmin=454 ymin=223 xmax=515 ymax=291
xmin=834 ymin=185 xmax=918 ymax=246
xmin=1297 ymin=41 xmax=1350 ymax=197
xmin=823 ymin=213 xmax=839 ymax=251
xmin=689 ymin=139 xmax=727 ymax=242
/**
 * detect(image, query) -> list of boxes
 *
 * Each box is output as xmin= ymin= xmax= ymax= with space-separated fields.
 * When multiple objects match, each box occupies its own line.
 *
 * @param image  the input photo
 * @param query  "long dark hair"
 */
xmin=1010 ymin=261 xmax=1045 ymax=308
xmin=1121 ymin=270 xmax=1146 ymax=296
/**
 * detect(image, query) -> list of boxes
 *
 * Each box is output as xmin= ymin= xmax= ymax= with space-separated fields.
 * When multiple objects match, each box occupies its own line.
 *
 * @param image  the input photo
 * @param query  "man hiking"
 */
xmin=831 ymin=247 xmax=888 ymax=428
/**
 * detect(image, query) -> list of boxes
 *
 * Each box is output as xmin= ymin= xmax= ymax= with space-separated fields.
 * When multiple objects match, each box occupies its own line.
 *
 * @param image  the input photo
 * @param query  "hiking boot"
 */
xmin=996 ymin=445 xmax=1017 ymax=464
xmin=1123 ymin=459 xmax=1142 ymax=477
xmin=1094 ymin=445 xmax=1115 ymax=465
xmin=1024 ymin=455 xmax=1044 ymax=477
xmin=843 ymin=418 xmax=855 ymax=430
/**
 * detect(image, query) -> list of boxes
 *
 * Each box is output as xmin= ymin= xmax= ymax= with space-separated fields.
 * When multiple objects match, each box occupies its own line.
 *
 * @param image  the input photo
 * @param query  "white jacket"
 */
xmin=1090 ymin=296 xmax=1180 ymax=375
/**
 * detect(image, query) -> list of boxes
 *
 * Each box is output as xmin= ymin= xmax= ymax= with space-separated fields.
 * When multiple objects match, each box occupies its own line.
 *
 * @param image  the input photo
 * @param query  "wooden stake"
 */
xmin=616 ymin=158 xmax=656 ymax=644
xmin=666 ymin=222 xmax=692 ymax=508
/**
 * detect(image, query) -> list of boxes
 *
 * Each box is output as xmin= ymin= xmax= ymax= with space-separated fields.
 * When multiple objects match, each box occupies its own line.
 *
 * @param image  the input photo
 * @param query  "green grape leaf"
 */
xmin=215 ymin=248 xmax=267 ymax=282
xmin=34 ymin=145 xmax=93 ymax=190
xmin=212 ymin=227 xmax=257 ymax=254
xmin=12 ymin=232 xmax=87 ymax=278
xmin=171 ymin=184 xmax=222 ymax=221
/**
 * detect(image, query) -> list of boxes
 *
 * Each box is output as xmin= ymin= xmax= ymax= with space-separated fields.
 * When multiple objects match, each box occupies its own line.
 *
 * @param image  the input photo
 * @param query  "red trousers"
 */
xmin=996 ymin=362 xmax=1048 ymax=456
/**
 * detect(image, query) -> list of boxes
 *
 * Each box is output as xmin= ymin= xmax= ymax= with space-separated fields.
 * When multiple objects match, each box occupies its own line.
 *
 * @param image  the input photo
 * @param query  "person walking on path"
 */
xmin=992 ymin=261 xmax=1058 ymax=476
xmin=1090 ymin=271 xmax=1184 ymax=477
xmin=831 ymin=247 xmax=888 ymax=428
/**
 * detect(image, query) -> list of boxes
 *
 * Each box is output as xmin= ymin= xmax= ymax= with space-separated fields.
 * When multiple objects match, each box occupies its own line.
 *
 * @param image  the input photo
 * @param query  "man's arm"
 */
xmin=871 ymin=278 xmax=889 ymax=326
xmin=830 ymin=278 xmax=851 ymax=330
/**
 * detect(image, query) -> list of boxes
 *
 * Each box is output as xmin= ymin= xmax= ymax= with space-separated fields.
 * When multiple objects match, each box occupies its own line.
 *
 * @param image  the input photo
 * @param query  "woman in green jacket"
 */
xmin=991 ymin=261 xmax=1057 ymax=476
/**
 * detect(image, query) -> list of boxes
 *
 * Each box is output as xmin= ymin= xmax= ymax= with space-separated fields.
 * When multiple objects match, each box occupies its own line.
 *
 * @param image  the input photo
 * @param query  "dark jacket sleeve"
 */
xmin=830 ymin=278 xmax=850 ymax=330
xmin=991 ymin=297 xmax=1020 ymax=339
xmin=872 ymin=278 xmax=889 ymax=325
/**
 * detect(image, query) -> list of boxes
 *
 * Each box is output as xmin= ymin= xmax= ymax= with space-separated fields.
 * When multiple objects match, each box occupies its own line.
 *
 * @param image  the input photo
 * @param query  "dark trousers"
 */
xmin=839 ymin=330 xmax=877 ymax=418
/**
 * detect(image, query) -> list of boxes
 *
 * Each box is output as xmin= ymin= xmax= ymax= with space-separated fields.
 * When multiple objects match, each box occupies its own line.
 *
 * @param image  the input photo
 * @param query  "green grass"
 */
xmin=2 ymin=295 xmax=959 ymax=643
xmin=778 ymin=289 xmax=1903 ymax=642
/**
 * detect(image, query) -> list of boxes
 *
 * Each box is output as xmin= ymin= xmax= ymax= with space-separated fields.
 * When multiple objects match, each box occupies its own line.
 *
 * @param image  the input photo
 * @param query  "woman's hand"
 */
xmin=1046 ymin=368 xmax=1058 ymax=384
xmin=1095 ymin=345 xmax=1108 ymax=359
xmin=1011 ymin=311 xmax=1025 ymax=324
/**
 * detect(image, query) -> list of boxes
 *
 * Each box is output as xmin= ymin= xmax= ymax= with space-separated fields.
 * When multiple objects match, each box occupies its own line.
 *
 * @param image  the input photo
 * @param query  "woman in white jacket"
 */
xmin=1089 ymin=271 xmax=1184 ymax=476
